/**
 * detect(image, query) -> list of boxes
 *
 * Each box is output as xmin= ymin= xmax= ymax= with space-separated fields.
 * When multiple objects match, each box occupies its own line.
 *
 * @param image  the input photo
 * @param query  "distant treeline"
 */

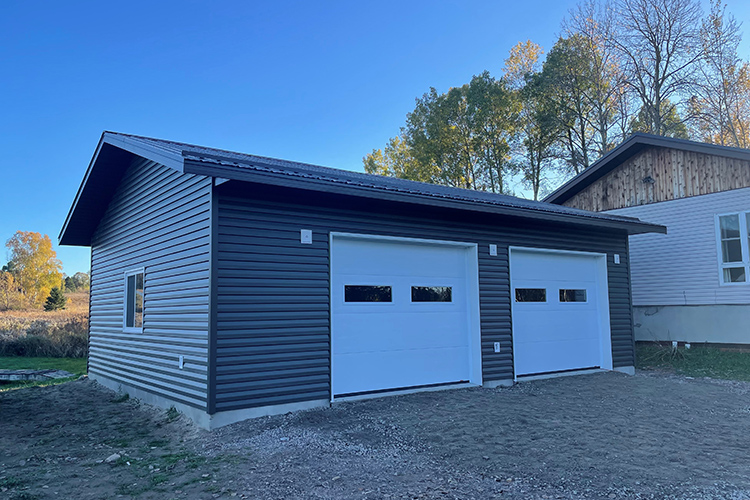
xmin=365 ymin=0 xmax=749 ymax=199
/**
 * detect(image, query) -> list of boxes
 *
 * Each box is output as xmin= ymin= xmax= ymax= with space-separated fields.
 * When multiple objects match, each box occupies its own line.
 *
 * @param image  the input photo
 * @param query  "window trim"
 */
xmin=123 ymin=268 xmax=145 ymax=333
xmin=715 ymin=212 xmax=750 ymax=286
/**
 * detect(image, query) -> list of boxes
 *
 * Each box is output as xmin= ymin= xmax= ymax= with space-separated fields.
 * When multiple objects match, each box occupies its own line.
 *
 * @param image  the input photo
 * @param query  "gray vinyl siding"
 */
xmin=214 ymin=187 xmax=635 ymax=412
xmin=89 ymin=157 xmax=212 ymax=410
xmin=609 ymin=186 xmax=750 ymax=306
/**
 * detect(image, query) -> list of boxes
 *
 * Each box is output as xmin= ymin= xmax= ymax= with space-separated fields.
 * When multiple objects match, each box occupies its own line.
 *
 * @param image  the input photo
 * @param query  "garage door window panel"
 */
xmin=559 ymin=289 xmax=587 ymax=302
xmin=344 ymin=285 xmax=392 ymax=303
xmin=515 ymin=288 xmax=546 ymax=302
xmin=411 ymin=286 xmax=452 ymax=302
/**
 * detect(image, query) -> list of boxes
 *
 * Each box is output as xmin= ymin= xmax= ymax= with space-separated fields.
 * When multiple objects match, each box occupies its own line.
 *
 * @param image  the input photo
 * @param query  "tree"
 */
xmin=0 ymin=271 xmax=23 ymax=311
xmin=611 ymin=0 xmax=704 ymax=136
xmin=542 ymin=35 xmax=599 ymax=174
xmin=690 ymin=0 xmax=750 ymax=147
xmin=366 ymin=72 xmax=518 ymax=193
xmin=64 ymin=271 xmax=91 ymax=293
xmin=564 ymin=0 xmax=631 ymax=154
xmin=631 ymin=100 xmax=689 ymax=138
xmin=363 ymin=135 xmax=433 ymax=183
xmin=5 ymin=231 xmax=63 ymax=307
xmin=504 ymin=41 xmax=561 ymax=200
xmin=44 ymin=286 xmax=67 ymax=311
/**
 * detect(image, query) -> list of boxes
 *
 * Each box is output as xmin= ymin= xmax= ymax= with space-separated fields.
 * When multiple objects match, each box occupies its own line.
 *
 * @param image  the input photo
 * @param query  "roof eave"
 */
xmin=185 ymin=159 xmax=666 ymax=236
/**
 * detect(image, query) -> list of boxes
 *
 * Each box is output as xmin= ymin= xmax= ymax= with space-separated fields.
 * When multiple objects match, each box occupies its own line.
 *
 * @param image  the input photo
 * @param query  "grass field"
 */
xmin=0 ymin=356 xmax=87 ymax=391
xmin=636 ymin=343 xmax=750 ymax=381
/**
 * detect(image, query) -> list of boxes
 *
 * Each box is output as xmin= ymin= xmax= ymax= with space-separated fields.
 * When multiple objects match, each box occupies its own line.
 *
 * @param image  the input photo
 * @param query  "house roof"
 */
xmin=543 ymin=133 xmax=750 ymax=205
xmin=59 ymin=131 xmax=666 ymax=246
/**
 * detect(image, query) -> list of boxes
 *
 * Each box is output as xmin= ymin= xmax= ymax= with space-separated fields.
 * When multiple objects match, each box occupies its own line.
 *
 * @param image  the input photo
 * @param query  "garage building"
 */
xmin=60 ymin=132 xmax=665 ymax=429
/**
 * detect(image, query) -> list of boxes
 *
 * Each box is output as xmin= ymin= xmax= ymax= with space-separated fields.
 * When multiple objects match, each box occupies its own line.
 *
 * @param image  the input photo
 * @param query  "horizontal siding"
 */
xmin=609 ymin=186 xmax=750 ymax=306
xmin=90 ymin=157 xmax=212 ymax=410
xmin=215 ymin=185 xmax=635 ymax=412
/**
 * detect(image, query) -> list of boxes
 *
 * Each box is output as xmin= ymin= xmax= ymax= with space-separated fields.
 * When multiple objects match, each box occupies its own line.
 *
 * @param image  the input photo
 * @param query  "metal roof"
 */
xmin=544 ymin=133 xmax=750 ymax=205
xmin=59 ymin=131 xmax=666 ymax=246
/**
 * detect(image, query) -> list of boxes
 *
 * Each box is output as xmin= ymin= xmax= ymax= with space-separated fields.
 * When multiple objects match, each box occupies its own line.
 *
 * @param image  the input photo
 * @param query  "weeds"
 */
xmin=112 ymin=393 xmax=130 ymax=404
xmin=166 ymin=407 xmax=180 ymax=423
xmin=636 ymin=343 xmax=750 ymax=381
xmin=0 ymin=313 xmax=88 ymax=358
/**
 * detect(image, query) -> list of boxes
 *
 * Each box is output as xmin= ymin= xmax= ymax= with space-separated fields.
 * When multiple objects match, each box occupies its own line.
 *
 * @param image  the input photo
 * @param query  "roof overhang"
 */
xmin=60 ymin=132 xmax=666 ymax=247
xmin=544 ymin=133 xmax=750 ymax=205
xmin=58 ymin=132 xmax=184 ymax=246
xmin=183 ymin=157 xmax=665 ymax=236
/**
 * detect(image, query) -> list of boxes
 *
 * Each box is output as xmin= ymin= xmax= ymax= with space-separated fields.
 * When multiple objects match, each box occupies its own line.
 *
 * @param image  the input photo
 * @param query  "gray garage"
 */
xmin=60 ymin=132 xmax=664 ymax=428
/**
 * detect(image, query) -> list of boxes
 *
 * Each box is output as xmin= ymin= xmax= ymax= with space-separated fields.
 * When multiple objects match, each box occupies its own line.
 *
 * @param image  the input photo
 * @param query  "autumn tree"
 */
xmin=690 ymin=0 xmax=750 ymax=147
xmin=0 ymin=271 xmax=23 ymax=311
xmin=564 ymin=0 xmax=630 ymax=154
xmin=5 ymin=231 xmax=63 ymax=307
xmin=611 ymin=0 xmax=704 ymax=136
xmin=365 ymin=72 xmax=518 ymax=193
xmin=505 ymin=41 xmax=561 ymax=200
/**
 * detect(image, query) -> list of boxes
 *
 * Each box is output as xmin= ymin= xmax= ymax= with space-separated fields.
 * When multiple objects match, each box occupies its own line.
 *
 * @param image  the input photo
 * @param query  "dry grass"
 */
xmin=0 ymin=292 xmax=89 ymax=358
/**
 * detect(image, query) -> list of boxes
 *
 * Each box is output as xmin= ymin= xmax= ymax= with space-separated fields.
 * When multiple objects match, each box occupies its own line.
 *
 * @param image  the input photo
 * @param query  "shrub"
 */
xmin=0 ymin=312 xmax=88 ymax=358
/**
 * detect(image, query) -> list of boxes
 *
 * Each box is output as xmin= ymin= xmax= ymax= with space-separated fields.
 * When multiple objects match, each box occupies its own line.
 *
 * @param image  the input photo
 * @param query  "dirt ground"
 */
xmin=3 ymin=372 xmax=750 ymax=500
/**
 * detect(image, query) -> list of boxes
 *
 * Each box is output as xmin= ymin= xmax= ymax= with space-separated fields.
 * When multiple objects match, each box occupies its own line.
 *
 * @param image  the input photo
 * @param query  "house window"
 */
xmin=717 ymin=212 xmax=750 ymax=284
xmin=124 ymin=270 xmax=144 ymax=331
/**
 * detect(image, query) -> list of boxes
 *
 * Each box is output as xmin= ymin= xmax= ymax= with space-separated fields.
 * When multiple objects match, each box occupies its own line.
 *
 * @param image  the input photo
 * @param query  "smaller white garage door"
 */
xmin=331 ymin=235 xmax=480 ymax=397
xmin=511 ymin=249 xmax=612 ymax=377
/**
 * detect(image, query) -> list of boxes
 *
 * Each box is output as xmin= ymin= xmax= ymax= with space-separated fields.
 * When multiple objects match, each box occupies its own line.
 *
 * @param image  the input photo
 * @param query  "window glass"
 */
xmin=515 ymin=288 xmax=546 ymax=302
xmin=126 ymin=275 xmax=136 ymax=328
xmin=559 ymin=289 xmax=587 ymax=302
xmin=345 ymin=285 xmax=392 ymax=302
xmin=125 ymin=271 xmax=144 ymax=329
xmin=724 ymin=267 xmax=746 ymax=283
xmin=720 ymin=214 xmax=742 ymax=263
xmin=134 ymin=273 xmax=144 ymax=328
xmin=411 ymin=286 xmax=452 ymax=302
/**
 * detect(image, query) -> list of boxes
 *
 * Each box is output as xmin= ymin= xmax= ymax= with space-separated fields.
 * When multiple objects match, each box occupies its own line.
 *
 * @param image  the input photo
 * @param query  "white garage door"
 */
xmin=331 ymin=236 xmax=478 ymax=397
xmin=511 ymin=249 xmax=612 ymax=377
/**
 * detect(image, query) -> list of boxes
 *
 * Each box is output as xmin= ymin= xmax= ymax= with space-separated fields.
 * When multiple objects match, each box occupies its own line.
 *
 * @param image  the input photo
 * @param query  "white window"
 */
xmin=716 ymin=212 xmax=750 ymax=285
xmin=124 ymin=269 xmax=144 ymax=332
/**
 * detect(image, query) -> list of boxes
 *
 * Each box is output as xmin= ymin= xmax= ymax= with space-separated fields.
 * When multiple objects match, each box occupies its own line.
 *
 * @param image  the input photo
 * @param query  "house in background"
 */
xmin=60 ymin=132 xmax=662 ymax=429
xmin=545 ymin=133 xmax=750 ymax=345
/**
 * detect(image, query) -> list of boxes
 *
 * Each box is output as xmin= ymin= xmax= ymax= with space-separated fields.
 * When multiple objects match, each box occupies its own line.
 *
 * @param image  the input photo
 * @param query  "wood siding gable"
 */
xmin=564 ymin=146 xmax=750 ymax=212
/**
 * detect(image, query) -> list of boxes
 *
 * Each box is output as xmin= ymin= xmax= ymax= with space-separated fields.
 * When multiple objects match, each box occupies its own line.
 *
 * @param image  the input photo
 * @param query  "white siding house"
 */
xmin=610 ymin=187 xmax=750 ymax=343
xmin=545 ymin=133 xmax=750 ymax=345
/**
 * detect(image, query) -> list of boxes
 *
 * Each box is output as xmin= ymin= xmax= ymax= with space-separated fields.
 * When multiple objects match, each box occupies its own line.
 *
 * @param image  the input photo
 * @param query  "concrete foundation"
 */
xmin=91 ymin=373 xmax=329 ymax=430
xmin=634 ymin=305 xmax=750 ymax=344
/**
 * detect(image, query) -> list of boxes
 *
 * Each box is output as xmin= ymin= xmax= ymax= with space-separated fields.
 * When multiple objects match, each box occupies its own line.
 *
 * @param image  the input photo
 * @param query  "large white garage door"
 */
xmin=331 ymin=236 xmax=478 ymax=397
xmin=511 ymin=249 xmax=612 ymax=377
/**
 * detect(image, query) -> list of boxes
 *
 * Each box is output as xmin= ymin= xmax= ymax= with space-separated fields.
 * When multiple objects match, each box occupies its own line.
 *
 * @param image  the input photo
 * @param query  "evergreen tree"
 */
xmin=44 ymin=286 xmax=67 ymax=311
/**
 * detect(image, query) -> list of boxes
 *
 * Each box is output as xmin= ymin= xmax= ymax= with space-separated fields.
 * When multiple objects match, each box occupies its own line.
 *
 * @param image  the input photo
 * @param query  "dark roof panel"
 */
xmin=60 ymin=131 xmax=667 ymax=246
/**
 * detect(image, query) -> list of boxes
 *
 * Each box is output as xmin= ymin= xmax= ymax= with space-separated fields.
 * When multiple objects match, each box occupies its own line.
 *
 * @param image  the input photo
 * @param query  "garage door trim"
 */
xmin=330 ymin=232 xmax=483 ymax=401
xmin=509 ymin=246 xmax=614 ymax=380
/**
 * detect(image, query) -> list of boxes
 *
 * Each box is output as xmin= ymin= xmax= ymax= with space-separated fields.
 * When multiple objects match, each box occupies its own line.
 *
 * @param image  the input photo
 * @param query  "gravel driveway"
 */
xmin=3 ymin=371 xmax=750 ymax=499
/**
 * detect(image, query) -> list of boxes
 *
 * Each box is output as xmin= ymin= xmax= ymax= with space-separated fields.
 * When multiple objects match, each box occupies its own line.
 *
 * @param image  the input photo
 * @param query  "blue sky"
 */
xmin=1 ymin=1 xmax=748 ymax=275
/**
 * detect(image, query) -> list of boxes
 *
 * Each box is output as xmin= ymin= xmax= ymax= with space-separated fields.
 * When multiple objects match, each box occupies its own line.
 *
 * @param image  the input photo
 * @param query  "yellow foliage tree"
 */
xmin=5 ymin=231 xmax=63 ymax=308
xmin=0 ymin=271 xmax=23 ymax=310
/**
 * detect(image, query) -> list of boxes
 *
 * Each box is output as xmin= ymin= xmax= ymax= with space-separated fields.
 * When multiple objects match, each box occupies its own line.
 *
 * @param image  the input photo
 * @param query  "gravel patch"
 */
xmin=3 ymin=371 xmax=750 ymax=499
